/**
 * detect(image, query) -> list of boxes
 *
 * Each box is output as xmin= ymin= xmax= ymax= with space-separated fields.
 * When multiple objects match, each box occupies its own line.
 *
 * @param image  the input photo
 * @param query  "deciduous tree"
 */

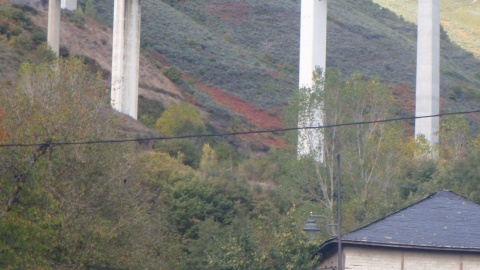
xmin=0 ymin=58 xmax=143 ymax=268
xmin=155 ymin=102 xmax=206 ymax=137
xmin=283 ymin=68 xmax=408 ymax=225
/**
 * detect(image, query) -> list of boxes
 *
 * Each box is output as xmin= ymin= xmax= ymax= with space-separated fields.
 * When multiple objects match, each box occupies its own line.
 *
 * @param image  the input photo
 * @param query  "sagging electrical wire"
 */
xmin=1 ymin=109 xmax=479 ymax=148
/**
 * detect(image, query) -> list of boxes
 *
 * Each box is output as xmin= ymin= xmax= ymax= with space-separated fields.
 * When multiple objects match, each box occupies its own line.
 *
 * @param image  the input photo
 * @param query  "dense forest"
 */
xmin=1 ymin=1 xmax=480 ymax=269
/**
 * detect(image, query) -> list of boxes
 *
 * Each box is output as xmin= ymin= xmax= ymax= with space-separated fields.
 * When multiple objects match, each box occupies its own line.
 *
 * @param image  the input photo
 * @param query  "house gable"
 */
xmin=340 ymin=190 xmax=480 ymax=251
xmin=316 ymin=190 xmax=480 ymax=269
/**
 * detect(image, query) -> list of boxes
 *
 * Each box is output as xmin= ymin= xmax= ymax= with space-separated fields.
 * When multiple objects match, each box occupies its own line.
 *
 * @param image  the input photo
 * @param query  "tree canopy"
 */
xmin=2 ymin=59 xmax=480 ymax=269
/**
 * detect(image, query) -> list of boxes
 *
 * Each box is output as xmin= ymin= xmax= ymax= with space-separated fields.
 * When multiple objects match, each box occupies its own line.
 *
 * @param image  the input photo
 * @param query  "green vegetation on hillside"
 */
xmin=372 ymin=0 xmax=480 ymax=58
xmin=2 ymin=56 xmax=480 ymax=268
xmin=1 ymin=1 xmax=480 ymax=268
xmin=92 ymin=0 xmax=480 ymax=133
xmin=0 ymin=4 xmax=51 ymax=78
xmin=0 ymin=58 xmax=321 ymax=269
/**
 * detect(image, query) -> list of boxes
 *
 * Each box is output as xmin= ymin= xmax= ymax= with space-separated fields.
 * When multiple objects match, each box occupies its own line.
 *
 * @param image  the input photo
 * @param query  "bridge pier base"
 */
xmin=61 ymin=0 xmax=77 ymax=11
xmin=415 ymin=0 xmax=440 ymax=146
xmin=111 ymin=0 xmax=142 ymax=119
xmin=47 ymin=0 xmax=60 ymax=56
xmin=297 ymin=0 xmax=327 ymax=161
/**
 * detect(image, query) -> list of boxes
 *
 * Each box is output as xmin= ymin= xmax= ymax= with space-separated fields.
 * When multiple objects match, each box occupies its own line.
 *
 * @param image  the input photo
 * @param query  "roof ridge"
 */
xmin=343 ymin=189 xmax=479 ymax=238
xmin=318 ymin=190 xmax=480 ymax=254
xmin=342 ymin=190 xmax=442 ymax=237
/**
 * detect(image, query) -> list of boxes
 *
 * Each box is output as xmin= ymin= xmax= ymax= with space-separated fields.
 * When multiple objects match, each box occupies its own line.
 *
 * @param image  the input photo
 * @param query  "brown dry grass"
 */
xmin=30 ymin=9 xmax=183 ymax=107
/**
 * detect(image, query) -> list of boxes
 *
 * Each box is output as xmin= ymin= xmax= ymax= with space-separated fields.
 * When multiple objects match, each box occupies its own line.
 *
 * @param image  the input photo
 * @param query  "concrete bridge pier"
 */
xmin=47 ymin=0 xmax=61 ymax=57
xmin=297 ymin=0 xmax=327 ymax=161
xmin=61 ymin=0 xmax=77 ymax=11
xmin=415 ymin=0 xmax=440 ymax=146
xmin=111 ymin=0 xmax=142 ymax=119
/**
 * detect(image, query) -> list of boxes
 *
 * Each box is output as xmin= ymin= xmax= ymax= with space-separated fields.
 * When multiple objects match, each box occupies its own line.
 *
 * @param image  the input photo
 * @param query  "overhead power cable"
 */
xmin=1 ymin=109 xmax=479 ymax=148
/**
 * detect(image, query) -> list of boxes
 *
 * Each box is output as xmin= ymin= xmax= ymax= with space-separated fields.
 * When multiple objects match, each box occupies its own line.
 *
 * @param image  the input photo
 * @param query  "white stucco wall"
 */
xmin=318 ymin=246 xmax=480 ymax=270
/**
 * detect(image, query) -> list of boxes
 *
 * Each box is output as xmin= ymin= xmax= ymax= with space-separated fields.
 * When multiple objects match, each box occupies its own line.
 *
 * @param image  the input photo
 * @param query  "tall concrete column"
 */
xmin=298 ymin=0 xmax=327 ymax=161
xmin=61 ymin=0 xmax=77 ymax=11
xmin=111 ymin=0 xmax=142 ymax=119
xmin=415 ymin=0 xmax=440 ymax=146
xmin=47 ymin=0 xmax=61 ymax=57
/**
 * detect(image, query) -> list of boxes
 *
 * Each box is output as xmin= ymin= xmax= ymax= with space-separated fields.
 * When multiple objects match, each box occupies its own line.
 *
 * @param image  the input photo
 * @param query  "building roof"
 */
xmin=320 ymin=190 xmax=480 ymax=253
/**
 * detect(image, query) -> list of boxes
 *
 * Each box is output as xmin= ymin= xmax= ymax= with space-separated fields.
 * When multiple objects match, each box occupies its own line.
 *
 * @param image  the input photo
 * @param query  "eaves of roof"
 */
xmin=319 ymin=238 xmax=480 ymax=255
xmin=317 ymin=190 xmax=480 ymax=255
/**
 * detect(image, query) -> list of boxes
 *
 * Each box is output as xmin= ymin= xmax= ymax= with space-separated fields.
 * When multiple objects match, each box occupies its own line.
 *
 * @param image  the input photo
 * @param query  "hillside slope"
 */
xmin=29 ymin=9 xmax=184 ymax=112
xmin=93 ymin=0 xmax=480 ymax=116
xmin=3 ymin=0 xmax=480 ymax=140
xmin=373 ymin=0 xmax=480 ymax=58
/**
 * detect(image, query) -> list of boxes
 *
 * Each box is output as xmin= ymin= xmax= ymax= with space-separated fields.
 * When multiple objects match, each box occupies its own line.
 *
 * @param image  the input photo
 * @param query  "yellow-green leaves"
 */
xmin=155 ymin=102 xmax=206 ymax=137
xmin=200 ymin=143 xmax=216 ymax=173
xmin=0 ymin=58 xmax=136 ymax=268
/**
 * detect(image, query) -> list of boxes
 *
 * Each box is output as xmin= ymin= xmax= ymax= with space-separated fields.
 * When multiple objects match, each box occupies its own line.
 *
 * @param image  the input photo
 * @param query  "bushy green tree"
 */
xmin=207 ymin=207 xmax=320 ymax=270
xmin=163 ymin=66 xmax=182 ymax=83
xmin=0 ymin=58 xmax=146 ymax=268
xmin=154 ymin=102 xmax=207 ymax=167
xmin=84 ymin=0 xmax=96 ymax=18
xmin=76 ymin=4 xmax=84 ymax=17
xmin=155 ymin=102 xmax=206 ymax=136
xmin=156 ymin=139 xmax=203 ymax=168
xmin=421 ymin=131 xmax=480 ymax=203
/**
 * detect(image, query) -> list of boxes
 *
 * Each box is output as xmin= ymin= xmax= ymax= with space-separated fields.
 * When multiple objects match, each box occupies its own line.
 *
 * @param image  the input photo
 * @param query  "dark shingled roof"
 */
xmin=321 ymin=190 xmax=480 ymax=252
